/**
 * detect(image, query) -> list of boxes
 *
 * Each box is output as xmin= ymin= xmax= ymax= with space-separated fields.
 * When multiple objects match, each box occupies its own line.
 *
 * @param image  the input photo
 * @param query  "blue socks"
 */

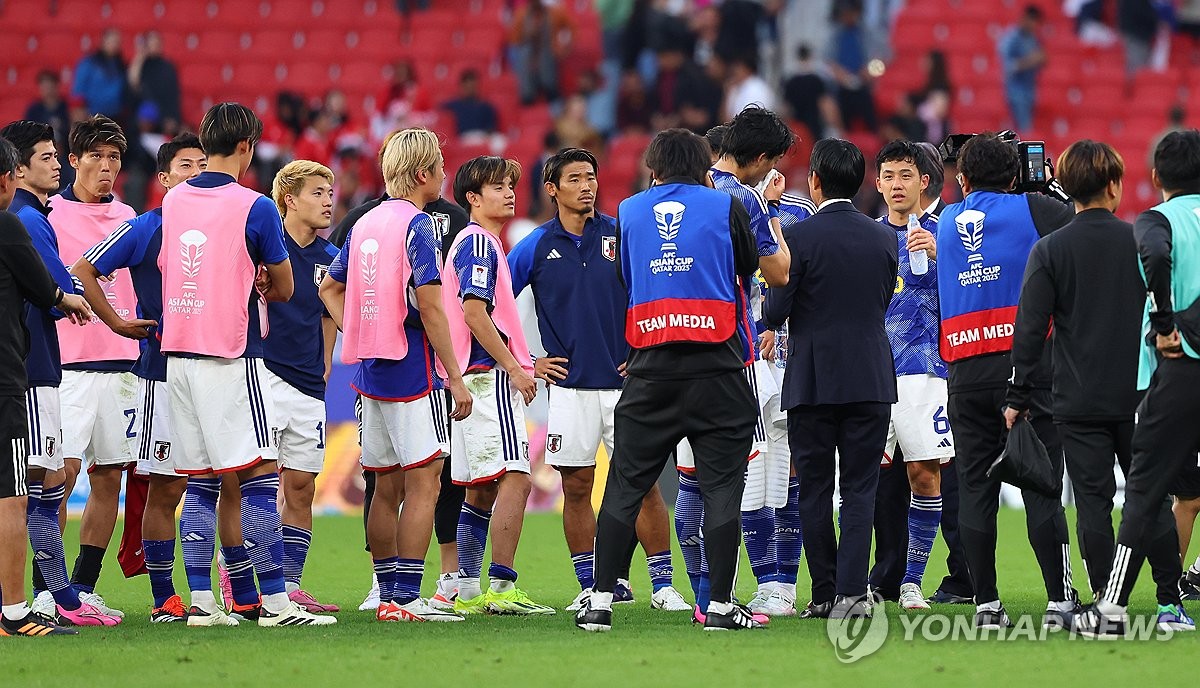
xmin=571 ymin=551 xmax=594 ymax=590
xmin=674 ymin=471 xmax=704 ymax=599
xmin=282 ymin=524 xmax=312 ymax=590
xmin=646 ymin=550 xmax=674 ymax=592
xmin=742 ymin=506 xmax=778 ymax=585
xmin=395 ymin=558 xmax=424 ymax=604
xmin=373 ymin=557 xmax=398 ymax=603
xmin=143 ymin=538 xmax=177 ymax=607
xmin=221 ymin=545 xmax=259 ymax=606
xmin=181 ymin=477 xmax=220 ymax=593
xmin=776 ymin=477 xmax=803 ymax=585
xmin=240 ymin=474 xmax=286 ymax=597
xmin=456 ymin=503 xmax=491 ymax=580
xmin=27 ymin=481 xmax=80 ymax=609
xmin=903 ymin=493 xmax=942 ymax=586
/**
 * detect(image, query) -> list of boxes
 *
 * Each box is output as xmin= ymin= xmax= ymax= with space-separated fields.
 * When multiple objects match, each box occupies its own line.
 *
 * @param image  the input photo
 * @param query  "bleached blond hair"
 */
xmin=272 ymin=159 xmax=334 ymax=216
xmin=380 ymin=128 xmax=442 ymax=199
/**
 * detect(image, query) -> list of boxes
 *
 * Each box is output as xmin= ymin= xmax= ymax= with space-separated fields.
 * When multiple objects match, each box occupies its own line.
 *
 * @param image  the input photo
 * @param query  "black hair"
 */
xmin=915 ymin=141 xmax=944 ymax=199
xmin=1023 ymin=4 xmax=1044 ymax=21
xmin=69 ymin=114 xmax=127 ymax=157
xmin=645 ymin=128 xmax=711 ymax=185
xmin=453 ymin=155 xmax=522 ymax=209
xmin=36 ymin=69 xmax=59 ymax=84
xmin=0 ymin=121 xmax=56 ymax=167
xmin=0 ymin=137 xmax=19 ymax=176
xmin=875 ymin=139 xmax=924 ymax=173
xmin=810 ymin=138 xmax=865 ymax=199
xmin=705 ymin=124 xmax=729 ymax=157
xmin=542 ymin=147 xmax=598 ymax=187
xmin=460 ymin=69 xmax=479 ymax=84
xmin=957 ymin=132 xmax=1019 ymax=191
xmin=1153 ymin=129 xmax=1200 ymax=192
xmin=721 ymin=105 xmax=795 ymax=167
xmin=198 ymin=102 xmax=263 ymax=157
xmin=156 ymin=132 xmax=203 ymax=174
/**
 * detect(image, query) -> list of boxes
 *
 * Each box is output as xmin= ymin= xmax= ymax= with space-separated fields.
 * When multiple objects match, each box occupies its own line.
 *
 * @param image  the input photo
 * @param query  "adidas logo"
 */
xmin=33 ymin=550 xmax=51 ymax=561
xmin=937 ymin=438 xmax=952 ymax=448
xmin=243 ymin=538 xmax=256 ymax=549
xmin=679 ymin=535 xmax=703 ymax=546
xmin=546 ymin=249 xmax=563 ymax=260
xmin=181 ymin=532 xmax=204 ymax=543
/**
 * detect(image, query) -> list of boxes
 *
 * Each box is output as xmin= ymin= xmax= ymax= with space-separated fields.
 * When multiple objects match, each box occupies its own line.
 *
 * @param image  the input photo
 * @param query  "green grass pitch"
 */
xmin=2 ymin=509 xmax=1196 ymax=687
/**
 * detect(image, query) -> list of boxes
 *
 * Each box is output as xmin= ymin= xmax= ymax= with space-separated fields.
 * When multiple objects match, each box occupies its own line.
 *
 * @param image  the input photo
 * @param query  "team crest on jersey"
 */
xmin=522 ymin=441 xmax=530 ymax=460
xmin=314 ymin=264 xmax=330 ymax=287
xmin=153 ymin=441 xmax=171 ymax=462
xmin=272 ymin=427 xmax=282 ymax=448
xmin=45 ymin=436 xmax=55 ymax=457
xmin=430 ymin=212 xmax=450 ymax=241
xmin=601 ymin=236 xmax=616 ymax=262
xmin=546 ymin=434 xmax=562 ymax=453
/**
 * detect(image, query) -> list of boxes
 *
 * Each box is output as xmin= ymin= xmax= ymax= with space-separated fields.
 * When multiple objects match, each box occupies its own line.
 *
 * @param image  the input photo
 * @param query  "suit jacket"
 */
xmin=764 ymin=200 xmax=899 ymax=408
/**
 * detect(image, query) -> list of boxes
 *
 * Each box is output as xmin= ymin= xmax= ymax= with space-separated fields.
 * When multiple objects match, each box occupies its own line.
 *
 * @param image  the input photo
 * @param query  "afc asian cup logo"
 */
xmin=955 ymin=209 xmax=985 ymax=264
xmin=601 ymin=236 xmax=617 ymax=262
xmin=653 ymin=201 xmax=685 ymax=252
xmin=546 ymin=434 xmax=562 ymax=453
xmin=179 ymin=229 xmax=208 ymax=291
xmin=359 ymin=238 xmax=380 ymax=296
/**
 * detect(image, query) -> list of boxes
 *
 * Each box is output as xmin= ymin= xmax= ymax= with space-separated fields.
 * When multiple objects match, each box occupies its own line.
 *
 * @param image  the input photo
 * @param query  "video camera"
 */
xmin=939 ymin=130 xmax=1070 ymax=203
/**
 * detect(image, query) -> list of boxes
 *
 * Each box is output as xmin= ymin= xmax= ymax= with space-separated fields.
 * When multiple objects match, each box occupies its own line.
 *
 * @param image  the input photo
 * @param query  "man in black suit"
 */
xmin=764 ymin=138 xmax=898 ymax=618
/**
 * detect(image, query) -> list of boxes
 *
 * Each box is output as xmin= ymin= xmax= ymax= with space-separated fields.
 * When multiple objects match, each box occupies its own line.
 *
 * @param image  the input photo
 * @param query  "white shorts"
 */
xmin=129 ymin=378 xmax=178 ymax=477
xmin=882 ymin=373 xmax=955 ymax=465
xmin=359 ymin=391 xmax=447 ymax=472
xmin=267 ymin=370 xmax=329 ymax=474
xmin=544 ymin=387 xmax=619 ymax=468
xmin=61 ymin=370 xmax=138 ymax=468
xmin=167 ymin=357 xmax=278 ymax=475
xmin=451 ymin=369 xmax=530 ymax=485
xmin=25 ymin=386 xmax=63 ymax=472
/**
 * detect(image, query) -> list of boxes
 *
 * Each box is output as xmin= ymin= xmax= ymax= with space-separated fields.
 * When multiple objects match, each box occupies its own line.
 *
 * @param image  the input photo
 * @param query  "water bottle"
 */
xmin=774 ymin=322 xmax=788 ymax=370
xmin=908 ymin=213 xmax=929 ymax=276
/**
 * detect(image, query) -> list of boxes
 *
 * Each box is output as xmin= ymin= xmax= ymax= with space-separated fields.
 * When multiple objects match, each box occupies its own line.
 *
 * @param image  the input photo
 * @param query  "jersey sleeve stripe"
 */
xmin=82 ymin=222 xmax=133 ymax=265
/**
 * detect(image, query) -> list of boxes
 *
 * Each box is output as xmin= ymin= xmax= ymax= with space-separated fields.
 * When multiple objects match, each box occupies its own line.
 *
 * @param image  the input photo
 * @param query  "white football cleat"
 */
xmin=757 ymin=588 xmax=797 ymax=617
xmin=186 ymin=604 xmax=239 ymax=627
xmin=650 ymin=585 xmax=691 ymax=611
xmin=31 ymin=590 xmax=57 ymax=620
xmin=258 ymin=601 xmax=337 ymax=627
xmin=79 ymin=591 xmax=125 ymax=619
xmin=358 ymin=580 xmax=381 ymax=612
xmin=388 ymin=598 xmax=465 ymax=622
xmin=745 ymin=587 xmax=775 ymax=614
xmin=899 ymin=583 xmax=931 ymax=610
xmin=566 ymin=587 xmax=593 ymax=611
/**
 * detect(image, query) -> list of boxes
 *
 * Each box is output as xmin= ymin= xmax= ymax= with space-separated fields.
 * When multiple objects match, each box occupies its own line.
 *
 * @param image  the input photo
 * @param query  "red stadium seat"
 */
xmin=155 ymin=1 xmax=220 ymax=30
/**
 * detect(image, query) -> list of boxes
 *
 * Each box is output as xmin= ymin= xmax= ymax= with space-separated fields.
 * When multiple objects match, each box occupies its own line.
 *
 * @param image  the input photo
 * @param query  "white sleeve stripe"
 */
xmin=745 ymin=185 xmax=769 ymax=213
xmin=83 ymin=222 xmax=133 ymax=264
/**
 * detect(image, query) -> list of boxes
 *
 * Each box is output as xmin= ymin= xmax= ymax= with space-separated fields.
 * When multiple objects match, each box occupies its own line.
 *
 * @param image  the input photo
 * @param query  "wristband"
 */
xmin=767 ymin=203 xmax=780 ymax=219
xmin=53 ymin=287 xmax=64 ymax=306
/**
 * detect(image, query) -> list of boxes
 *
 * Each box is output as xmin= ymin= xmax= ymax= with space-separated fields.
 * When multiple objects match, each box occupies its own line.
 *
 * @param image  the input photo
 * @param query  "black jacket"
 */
xmin=763 ymin=200 xmax=898 ymax=408
xmin=330 ymin=195 xmax=470 ymax=256
xmin=1007 ymin=208 xmax=1145 ymax=420
xmin=0 ymin=212 xmax=63 ymax=396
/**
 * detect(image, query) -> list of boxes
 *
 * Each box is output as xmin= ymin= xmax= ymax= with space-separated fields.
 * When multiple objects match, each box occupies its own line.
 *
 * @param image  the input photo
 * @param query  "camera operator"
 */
xmin=935 ymin=132 xmax=1077 ymax=630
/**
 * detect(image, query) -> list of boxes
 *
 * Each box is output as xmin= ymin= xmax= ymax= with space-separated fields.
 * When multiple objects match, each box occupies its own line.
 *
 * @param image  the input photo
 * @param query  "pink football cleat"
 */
xmin=58 ymin=602 xmax=122 ymax=626
xmin=289 ymin=589 xmax=340 ymax=613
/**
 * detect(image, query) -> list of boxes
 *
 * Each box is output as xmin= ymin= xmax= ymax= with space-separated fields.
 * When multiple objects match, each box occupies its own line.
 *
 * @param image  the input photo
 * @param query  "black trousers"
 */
xmin=594 ymin=371 xmax=756 ymax=604
xmin=1059 ymin=420 xmax=1179 ymax=604
xmin=1107 ymin=357 xmax=1200 ymax=606
xmin=867 ymin=458 xmax=977 ymax=600
xmin=948 ymin=387 xmax=1073 ymax=605
xmin=789 ymin=401 xmax=891 ymax=604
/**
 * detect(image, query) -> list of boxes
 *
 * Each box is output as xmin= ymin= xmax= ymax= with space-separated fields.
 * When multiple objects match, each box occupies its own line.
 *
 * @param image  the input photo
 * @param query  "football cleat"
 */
xmin=756 ymin=589 xmax=798 ymax=617
xmin=486 ymin=587 xmax=556 ymax=615
xmin=429 ymin=574 xmax=459 ymax=611
xmin=703 ymin=603 xmax=765 ymax=631
xmin=258 ymin=601 xmax=337 ymax=627
xmin=973 ymin=605 xmax=1013 ymax=630
xmin=58 ymin=602 xmax=121 ymax=627
xmin=574 ymin=594 xmax=612 ymax=633
xmin=217 ymin=557 xmax=234 ymax=612
xmin=31 ymin=590 xmax=59 ymax=622
xmin=899 ymin=583 xmax=931 ymax=610
xmin=650 ymin=586 xmax=692 ymax=611
xmin=289 ymin=589 xmax=339 ymax=613
xmin=1157 ymin=604 xmax=1196 ymax=632
xmin=745 ymin=588 xmax=774 ymax=614
xmin=378 ymin=598 xmax=464 ymax=622
xmin=78 ymin=592 xmax=124 ymax=619
xmin=359 ymin=580 xmax=381 ymax=611
xmin=0 ymin=612 xmax=78 ymax=636
xmin=150 ymin=595 xmax=187 ymax=623
xmin=566 ymin=587 xmax=593 ymax=611
xmin=453 ymin=592 xmax=490 ymax=615
xmin=227 ymin=601 xmax=261 ymax=622
xmin=185 ymin=605 xmax=239 ymax=627
xmin=1071 ymin=605 xmax=1126 ymax=639
xmin=613 ymin=579 xmax=635 ymax=605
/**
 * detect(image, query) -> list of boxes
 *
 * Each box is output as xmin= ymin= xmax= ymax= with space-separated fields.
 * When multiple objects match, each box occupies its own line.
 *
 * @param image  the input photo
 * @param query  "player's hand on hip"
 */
xmin=510 ymin=369 xmax=538 ymax=405
xmin=60 ymin=293 xmax=93 ymax=325
xmin=759 ymin=330 xmax=776 ymax=361
xmin=534 ymin=356 xmax=568 ymax=385
xmin=114 ymin=317 xmax=158 ymax=340
xmin=448 ymin=379 xmax=473 ymax=421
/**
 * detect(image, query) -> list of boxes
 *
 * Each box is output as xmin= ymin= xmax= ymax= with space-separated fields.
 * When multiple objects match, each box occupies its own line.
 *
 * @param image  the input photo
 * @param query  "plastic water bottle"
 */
xmin=774 ymin=322 xmax=788 ymax=370
xmin=908 ymin=213 xmax=929 ymax=276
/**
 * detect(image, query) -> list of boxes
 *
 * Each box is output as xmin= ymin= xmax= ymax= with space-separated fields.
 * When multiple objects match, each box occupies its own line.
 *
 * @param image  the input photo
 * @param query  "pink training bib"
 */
xmin=340 ymin=199 xmax=420 ymax=364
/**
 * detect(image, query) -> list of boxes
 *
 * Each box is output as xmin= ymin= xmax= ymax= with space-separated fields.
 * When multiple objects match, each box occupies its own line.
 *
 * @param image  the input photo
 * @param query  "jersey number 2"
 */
xmin=124 ymin=409 xmax=137 ymax=439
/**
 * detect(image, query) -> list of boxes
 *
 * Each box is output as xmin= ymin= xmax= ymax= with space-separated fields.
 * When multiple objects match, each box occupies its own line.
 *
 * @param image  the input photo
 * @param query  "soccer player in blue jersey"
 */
xmin=71 ymin=134 xmax=206 ymax=623
xmin=266 ymin=160 xmax=341 ymax=613
xmin=0 ymin=121 xmax=119 ymax=627
xmin=508 ymin=148 xmax=690 ymax=612
xmin=873 ymin=140 xmax=954 ymax=610
xmin=321 ymin=129 xmax=470 ymax=622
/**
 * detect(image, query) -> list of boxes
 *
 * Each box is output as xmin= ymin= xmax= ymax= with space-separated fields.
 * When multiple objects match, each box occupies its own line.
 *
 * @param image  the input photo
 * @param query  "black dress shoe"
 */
xmin=798 ymin=601 xmax=833 ymax=619
xmin=832 ymin=594 xmax=873 ymax=618
xmin=928 ymin=589 xmax=974 ymax=605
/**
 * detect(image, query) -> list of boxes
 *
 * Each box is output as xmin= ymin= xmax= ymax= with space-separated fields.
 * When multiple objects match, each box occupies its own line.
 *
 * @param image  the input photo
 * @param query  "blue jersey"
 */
xmin=85 ymin=208 xmax=167 ymax=381
xmin=758 ymin=192 xmax=816 ymax=338
xmin=508 ymin=213 xmax=626 ymax=389
xmin=329 ymin=212 xmax=442 ymax=401
xmin=264 ymin=233 xmax=339 ymax=400
xmin=10 ymin=189 xmax=77 ymax=388
xmin=710 ymin=168 xmax=778 ymax=257
xmin=878 ymin=213 xmax=946 ymax=378
xmin=451 ymin=231 xmax=502 ymax=372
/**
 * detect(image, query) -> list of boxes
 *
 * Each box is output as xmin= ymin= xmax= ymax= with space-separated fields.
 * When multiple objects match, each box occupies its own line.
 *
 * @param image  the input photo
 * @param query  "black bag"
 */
xmin=986 ymin=417 xmax=1062 ymax=498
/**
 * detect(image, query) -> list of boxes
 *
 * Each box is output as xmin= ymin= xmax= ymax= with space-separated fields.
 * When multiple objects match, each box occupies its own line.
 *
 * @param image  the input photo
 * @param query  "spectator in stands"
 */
xmin=616 ymin=71 xmax=653 ymax=134
xmin=529 ymin=130 xmax=561 ymax=220
xmin=128 ymin=31 xmax=180 ymax=133
xmin=917 ymin=89 xmax=951 ymax=146
xmin=24 ymin=70 xmax=69 ymax=152
xmin=715 ymin=0 xmax=765 ymax=64
xmin=998 ymin=5 xmax=1047 ymax=132
xmin=1067 ymin=0 xmax=1120 ymax=46
xmin=72 ymin=28 xmax=128 ymax=118
xmin=509 ymin=0 xmax=574 ymax=104
xmin=1118 ymin=0 xmax=1161 ymax=74
xmin=554 ymin=95 xmax=602 ymax=152
xmin=1148 ymin=104 xmax=1187 ymax=167
xmin=826 ymin=0 xmax=878 ymax=131
xmin=881 ymin=92 xmax=927 ymax=143
xmin=783 ymin=45 xmax=839 ymax=140
xmin=651 ymin=44 xmax=722 ymax=133
xmin=723 ymin=54 xmax=775 ymax=121
xmin=442 ymin=70 xmax=500 ymax=138
xmin=293 ymin=108 xmax=339 ymax=166
xmin=371 ymin=59 xmax=432 ymax=144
